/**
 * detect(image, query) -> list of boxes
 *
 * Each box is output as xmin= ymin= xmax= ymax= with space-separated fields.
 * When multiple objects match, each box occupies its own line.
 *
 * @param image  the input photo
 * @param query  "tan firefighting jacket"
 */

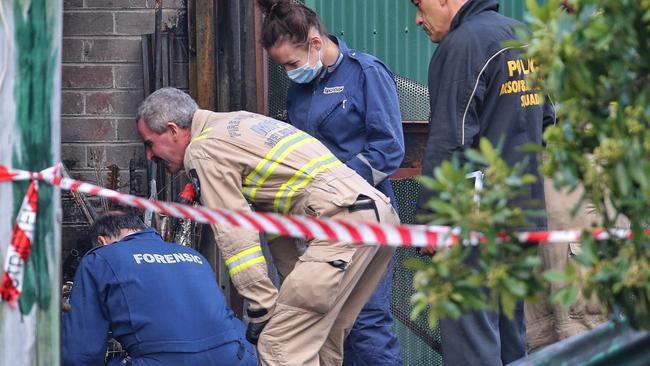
xmin=183 ymin=109 xmax=389 ymax=322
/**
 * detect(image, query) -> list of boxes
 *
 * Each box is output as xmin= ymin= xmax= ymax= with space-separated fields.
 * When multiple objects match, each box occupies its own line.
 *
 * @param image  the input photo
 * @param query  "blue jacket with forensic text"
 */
xmin=63 ymin=229 xmax=251 ymax=365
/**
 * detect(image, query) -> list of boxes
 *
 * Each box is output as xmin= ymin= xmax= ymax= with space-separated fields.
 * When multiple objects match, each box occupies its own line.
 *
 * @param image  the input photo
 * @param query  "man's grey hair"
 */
xmin=136 ymin=87 xmax=199 ymax=133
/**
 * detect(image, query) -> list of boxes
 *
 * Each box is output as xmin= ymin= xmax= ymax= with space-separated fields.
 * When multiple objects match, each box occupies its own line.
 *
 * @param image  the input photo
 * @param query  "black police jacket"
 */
xmin=417 ymin=0 xmax=556 ymax=230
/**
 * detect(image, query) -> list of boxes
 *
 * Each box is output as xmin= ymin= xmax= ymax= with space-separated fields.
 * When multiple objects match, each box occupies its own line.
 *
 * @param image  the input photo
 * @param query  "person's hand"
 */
xmin=246 ymin=320 xmax=268 ymax=345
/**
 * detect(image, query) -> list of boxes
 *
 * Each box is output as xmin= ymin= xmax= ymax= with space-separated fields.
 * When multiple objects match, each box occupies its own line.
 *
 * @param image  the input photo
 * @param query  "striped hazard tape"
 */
xmin=0 ymin=164 xmax=643 ymax=248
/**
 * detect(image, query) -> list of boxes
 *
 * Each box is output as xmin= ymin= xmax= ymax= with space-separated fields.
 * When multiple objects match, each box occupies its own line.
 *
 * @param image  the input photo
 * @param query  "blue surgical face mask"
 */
xmin=286 ymin=43 xmax=323 ymax=84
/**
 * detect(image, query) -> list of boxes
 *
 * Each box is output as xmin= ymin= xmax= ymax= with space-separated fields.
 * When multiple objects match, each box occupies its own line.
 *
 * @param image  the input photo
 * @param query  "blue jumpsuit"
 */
xmin=287 ymin=37 xmax=405 ymax=366
xmin=62 ymin=229 xmax=258 ymax=366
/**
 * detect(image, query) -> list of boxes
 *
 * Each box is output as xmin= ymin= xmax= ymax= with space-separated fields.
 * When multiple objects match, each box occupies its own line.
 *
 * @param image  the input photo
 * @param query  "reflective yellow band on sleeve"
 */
xmin=225 ymin=245 xmax=262 ymax=266
xmin=228 ymin=256 xmax=266 ymax=276
xmin=225 ymin=246 xmax=266 ymax=276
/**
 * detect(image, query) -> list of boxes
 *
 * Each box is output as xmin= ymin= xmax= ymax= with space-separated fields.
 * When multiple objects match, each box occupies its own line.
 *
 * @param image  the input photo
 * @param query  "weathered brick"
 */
xmin=62 ymin=196 xmax=92 ymax=225
xmin=114 ymin=11 xmax=154 ymax=35
xmin=109 ymin=144 xmax=147 ymax=170
xmin=65 ymin=169 xmax=128 ymax=192
xmin=61 ymin=118 xmax=116 ymax=142
xmin=62 ymin=144 xmax=87 ymax=170
xmin=66 ymin=169 xmax=103 ymax=184
xmin=114 ymin=65 xmax=144 ymax=89
xmin=70 ymin=169 xmax=147 ymax=195
xmin=63 ymin=12 xmax=114 ymax=36
xmin=63 ymin=0 xmax=83 ymax=9
xmin=62 ymin=65 xmax=113 ymax=89
xmin=85 ymin=0 xmax=147 ymax=8
xmin=62 ymin=38 xmax=84 ymax=62
xmin=116 ymin=118 xmax=140 ymax=141
xmin=84 ymin=38 xmax=142 ymax=62
xmin=146 ymin=0 xmax=185 ymax=9
xmin=86 ymin=90 xmax=144 ymax=115
xmin=87 ymin=144 xmax=147 ymax=170
xmin=172 ymin=62 xmax=188 ymax=89
xmin=61 ymin=92 xmax=84 ymax=115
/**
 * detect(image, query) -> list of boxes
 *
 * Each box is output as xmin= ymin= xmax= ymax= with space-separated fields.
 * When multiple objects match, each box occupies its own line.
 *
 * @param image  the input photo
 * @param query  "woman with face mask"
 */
xmin=257 ymin=1 xmax=405 ymax=365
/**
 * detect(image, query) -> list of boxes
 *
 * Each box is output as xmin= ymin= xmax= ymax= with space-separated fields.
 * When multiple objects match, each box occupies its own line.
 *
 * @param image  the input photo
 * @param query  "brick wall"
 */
xmin=61 ymin=0 xmax=189 ymax=254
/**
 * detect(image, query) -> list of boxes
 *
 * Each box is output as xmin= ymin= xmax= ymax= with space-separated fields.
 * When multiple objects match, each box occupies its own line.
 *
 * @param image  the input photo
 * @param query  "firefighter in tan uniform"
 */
xmin=136 ymin=87 xmax=399 ymax=366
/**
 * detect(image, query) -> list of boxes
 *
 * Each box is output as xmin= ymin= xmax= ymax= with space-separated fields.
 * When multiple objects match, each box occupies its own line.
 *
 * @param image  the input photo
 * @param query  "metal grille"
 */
xmin=395 ymin=75 xmax=430 ymax=122
xmin=268 ymin=61 xmax=291 ymax=122
xmin=268 ymin=62 xmax=431 ymax=123
xmin=391 ymin=178 xmax=443 ymax=365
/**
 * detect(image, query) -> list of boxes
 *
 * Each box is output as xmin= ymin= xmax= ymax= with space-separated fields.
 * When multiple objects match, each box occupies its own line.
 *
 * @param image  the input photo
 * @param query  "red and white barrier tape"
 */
xmin=0 ymin=164 xmax=644 ymax=248
xmin=1 ymin=180 xmax=38 ymax=306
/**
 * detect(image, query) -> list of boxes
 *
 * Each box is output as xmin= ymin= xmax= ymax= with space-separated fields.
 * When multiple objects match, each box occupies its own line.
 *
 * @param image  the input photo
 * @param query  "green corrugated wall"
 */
xmin=305 ymin=0 xmax=534 ymax=83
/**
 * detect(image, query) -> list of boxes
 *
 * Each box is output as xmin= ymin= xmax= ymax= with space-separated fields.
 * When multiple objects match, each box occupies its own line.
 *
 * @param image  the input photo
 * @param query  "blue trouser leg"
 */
xmin=343 ymin=257 xmax=402 ymax=366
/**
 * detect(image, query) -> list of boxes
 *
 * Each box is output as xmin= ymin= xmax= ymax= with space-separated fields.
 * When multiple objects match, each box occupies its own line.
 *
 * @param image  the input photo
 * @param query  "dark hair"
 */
xmin=91 ymin=211 xmax=148 ymax=243
xmin=257 ymin=0 xmax=328 ymax=49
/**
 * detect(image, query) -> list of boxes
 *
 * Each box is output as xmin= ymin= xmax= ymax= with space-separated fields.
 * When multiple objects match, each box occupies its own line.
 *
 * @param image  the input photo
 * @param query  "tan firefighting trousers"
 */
xmin=257 ymin=195 xmax=399 ymax=366
xmin=525 ymin=180 xmax=615 ymax=352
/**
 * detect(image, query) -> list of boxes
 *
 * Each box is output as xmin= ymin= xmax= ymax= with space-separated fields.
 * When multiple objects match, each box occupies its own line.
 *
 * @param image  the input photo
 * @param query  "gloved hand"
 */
xmin=246 ymin=320 xmax=268 ymax=345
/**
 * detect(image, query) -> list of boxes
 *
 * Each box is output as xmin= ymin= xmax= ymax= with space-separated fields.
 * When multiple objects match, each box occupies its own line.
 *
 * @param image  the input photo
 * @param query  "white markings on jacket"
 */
xmin=133 ymin=252 xmax=203 ymax=264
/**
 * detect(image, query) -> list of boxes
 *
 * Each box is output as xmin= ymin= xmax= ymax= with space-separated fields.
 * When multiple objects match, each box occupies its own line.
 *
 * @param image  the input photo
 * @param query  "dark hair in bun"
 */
xmin=257 ymin=0 xmax=328 ymax=49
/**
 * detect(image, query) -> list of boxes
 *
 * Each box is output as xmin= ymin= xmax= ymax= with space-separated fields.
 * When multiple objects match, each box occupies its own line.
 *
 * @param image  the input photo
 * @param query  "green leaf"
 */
xmin=404 ymin=258 xmax=430 ymax=271
xmin=615 ymin=163 xmax=630 ymax=197
xmin=479 ymin=138 xmax=499 ymax=163
xmin=427 ymin=309 xmax=439 ymax=329
xmin=521 ymin=174 xmax=538 ymax=185
xmin=550 ymin=286 xmax=580 ymax=308
xmin=520 ymin=143 xmax=544 ymax=153
xmin=543 ymin=270 xmax=570 ymax=283
xmin=503 ymin=278 xmax=527 ymax=297
xmin=500 ymin=294 xmax=517 ymax=318
xmin=428 ymin=200 xmax=459 ymax=217
xmin=441 ymin=300 xmax=463 ymax=319
xmin=465 ymin=149 xmax=489 ymax=165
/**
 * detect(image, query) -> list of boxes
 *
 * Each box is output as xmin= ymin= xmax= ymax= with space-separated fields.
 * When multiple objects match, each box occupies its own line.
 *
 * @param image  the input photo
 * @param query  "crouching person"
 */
xmin=62 ymin=211 xmax=258 ymax=366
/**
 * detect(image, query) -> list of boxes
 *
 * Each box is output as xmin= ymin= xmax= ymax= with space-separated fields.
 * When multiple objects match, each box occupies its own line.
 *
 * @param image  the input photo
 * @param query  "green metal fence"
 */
xmin=304 ymin=0 xmax=533 ymax=84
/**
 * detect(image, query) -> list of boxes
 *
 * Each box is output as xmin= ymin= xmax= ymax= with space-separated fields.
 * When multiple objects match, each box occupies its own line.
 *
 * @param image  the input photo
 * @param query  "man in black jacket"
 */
xmin=411 ymin=0 xmax=556 ymax=364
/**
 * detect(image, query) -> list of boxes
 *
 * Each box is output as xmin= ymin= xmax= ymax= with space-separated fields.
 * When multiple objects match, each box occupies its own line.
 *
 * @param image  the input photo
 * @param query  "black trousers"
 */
xmin=440 ymin=247 xmax=526 ymax=366
xmin=440 ymin=301 xmax=526 ymax=366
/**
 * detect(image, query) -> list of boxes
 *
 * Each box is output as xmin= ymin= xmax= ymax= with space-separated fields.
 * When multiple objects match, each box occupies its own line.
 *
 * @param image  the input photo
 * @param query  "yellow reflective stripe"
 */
xmin=280 ymin=159 xmax=341 ymax=213
xmin=274 ymin=153 xmax=341 ymax=213
xmin=192 ymin=134 xmax=209 ymax=142
xmin=225 ymin=246 xmax=262 ymax=266
xmin=243 ymin=132 xmax=317 ymax=201
xmin=191 ymin=128 xmax=214 ymax=142
xmin=245 ymin=132 xmax=307 ymax=186
xmin=229 ymin=256 xmax=266 ymax=276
